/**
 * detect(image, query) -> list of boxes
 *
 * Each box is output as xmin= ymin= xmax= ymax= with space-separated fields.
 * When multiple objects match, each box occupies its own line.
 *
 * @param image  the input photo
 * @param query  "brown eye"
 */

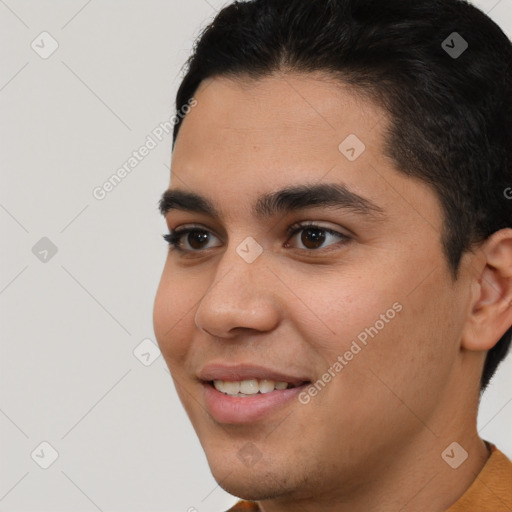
xmin=187 ymin=230 xmax=210 ymax=250
xmin=285 ymin=223 xmax=350 ymax=251
xmin=163 ymin=227 xmax=222 ymax=252
xmin=163 ymin=222 xmax=350 ymax=254
xmin=300 ymin=227 xmax=326 ymax=249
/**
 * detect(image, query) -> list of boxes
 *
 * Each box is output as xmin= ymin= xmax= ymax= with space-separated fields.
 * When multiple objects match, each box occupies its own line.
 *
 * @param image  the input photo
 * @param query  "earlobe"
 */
xmin=461 ymin=228 xmax=512 ymax=352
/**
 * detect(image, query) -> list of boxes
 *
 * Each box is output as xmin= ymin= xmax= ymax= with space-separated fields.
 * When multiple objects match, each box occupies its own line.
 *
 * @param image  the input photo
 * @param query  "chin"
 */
xmin=205 ymin=450 xmax=292 ymax=502
xmin=213 ymin=470 xmax=287 ymax=503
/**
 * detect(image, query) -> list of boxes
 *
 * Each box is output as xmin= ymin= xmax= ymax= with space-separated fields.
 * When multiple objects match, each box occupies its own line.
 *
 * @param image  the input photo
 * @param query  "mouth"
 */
xmin=208 ymin=378 xmax=309 ymax=397
xmin=198 ymin=364 xmax=312 ymax=424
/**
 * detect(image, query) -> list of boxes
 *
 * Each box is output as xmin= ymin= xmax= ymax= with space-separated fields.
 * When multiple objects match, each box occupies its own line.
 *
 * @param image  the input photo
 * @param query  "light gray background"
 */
xmin=1 ymin=1 xmax=511 ymax=511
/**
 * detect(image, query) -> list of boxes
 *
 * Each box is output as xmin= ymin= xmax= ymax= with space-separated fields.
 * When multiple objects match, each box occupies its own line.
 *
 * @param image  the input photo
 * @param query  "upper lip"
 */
xmin=198 ymin=363 xmax=310 ymax=387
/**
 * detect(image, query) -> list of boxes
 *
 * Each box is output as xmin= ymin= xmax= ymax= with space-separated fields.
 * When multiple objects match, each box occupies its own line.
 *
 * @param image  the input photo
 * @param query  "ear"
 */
xmin=462 ymin=228 xmax=512 ymax=352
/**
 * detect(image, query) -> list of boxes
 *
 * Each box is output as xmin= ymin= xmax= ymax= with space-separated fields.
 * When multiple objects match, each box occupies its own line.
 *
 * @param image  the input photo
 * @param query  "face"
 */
xmin=153 ymin=73 xmax=476 ymax=503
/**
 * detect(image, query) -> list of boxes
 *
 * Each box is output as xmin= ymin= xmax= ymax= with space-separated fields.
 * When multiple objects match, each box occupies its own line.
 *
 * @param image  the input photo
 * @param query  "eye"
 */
xmin=284 ymin=222 xmax=350 ymax=251
xmin=162 ymin=225 xmax=222 ymax=252
xmin=163 ymin=221 xmax=350 ymax=254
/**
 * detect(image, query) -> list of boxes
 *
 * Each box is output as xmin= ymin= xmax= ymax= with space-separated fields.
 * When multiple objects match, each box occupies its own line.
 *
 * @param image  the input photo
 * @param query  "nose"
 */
xmin=194 ymin=244 xmax=281 ymax=339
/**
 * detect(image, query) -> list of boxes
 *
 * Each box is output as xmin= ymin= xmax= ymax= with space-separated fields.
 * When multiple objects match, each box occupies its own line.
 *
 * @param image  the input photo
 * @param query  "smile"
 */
xmin=212 ymin=378 xmax=305 ymax=396
xmin=202 ymin=380 xmax=311 ymax=424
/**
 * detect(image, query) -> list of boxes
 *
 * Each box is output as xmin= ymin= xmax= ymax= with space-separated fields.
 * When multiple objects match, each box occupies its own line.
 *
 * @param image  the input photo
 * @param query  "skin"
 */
xmin=153 ymin=72 xmax=512 ymax=512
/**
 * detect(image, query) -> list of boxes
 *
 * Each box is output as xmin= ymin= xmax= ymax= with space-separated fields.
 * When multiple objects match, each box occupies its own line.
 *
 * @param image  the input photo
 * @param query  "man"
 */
xmin=153 ymin=0 xmax=512 ymax=510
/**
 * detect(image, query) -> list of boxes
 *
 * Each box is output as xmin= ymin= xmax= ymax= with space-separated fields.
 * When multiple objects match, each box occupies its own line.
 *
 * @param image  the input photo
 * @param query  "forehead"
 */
xmin=172 ymin=73 xmax=385 ymax=190
xmin=173 ymin=72 xmax=384 ymax=162
xmin=168 ymin=73 xmax=442 ymax=232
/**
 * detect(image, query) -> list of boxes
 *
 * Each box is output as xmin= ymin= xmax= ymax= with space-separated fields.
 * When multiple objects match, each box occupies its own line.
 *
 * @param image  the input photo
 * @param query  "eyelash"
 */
xmin=162 ymin=222 xmax=350 ymax=254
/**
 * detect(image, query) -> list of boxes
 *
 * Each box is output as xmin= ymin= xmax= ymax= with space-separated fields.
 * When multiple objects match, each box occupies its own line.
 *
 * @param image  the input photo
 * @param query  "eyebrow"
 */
xmin=158 ymin=183 xmax=385 ymax=221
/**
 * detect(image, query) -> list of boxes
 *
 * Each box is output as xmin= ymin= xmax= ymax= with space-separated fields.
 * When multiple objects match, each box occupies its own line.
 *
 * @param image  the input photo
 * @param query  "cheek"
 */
xmin=349 ymin=273 xmax=462 ymax=416
xmin=302 ymin=260 xmax=456 ymax=394
xmin=292 ymin=267 xmax=404 ymax=359
xmin=299 ymin=283 xmax=457 ymax=455
xmin=153 ymin=265 xmax=196 ymax=371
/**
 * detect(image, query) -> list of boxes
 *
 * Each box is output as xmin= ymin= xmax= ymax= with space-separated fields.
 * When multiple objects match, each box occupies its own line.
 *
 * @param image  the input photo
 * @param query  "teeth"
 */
xmin=213 ymin=380 xmax=226 ymax=393
xmin=259 ymin=379 xmax=275 ymax=394
xmin=239 ymin=379 xmax=259 ymax=394
xmin=212 ymin=379 xmax=294 ymax=396
xmin=222 ymin=381 xmax=240 ymax=395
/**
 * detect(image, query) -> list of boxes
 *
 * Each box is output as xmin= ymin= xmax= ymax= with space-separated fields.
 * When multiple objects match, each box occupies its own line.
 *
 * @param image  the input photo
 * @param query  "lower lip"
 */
xmin=202 ymin=382 xmax=308 ymax=424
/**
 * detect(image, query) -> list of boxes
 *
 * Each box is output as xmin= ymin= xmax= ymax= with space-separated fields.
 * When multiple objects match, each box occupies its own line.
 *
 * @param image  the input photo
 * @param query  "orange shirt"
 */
xmin=226 ymin=443 xmax=512 ymax=511
xmin=446 ymin=443 xmax=512 ymax=511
